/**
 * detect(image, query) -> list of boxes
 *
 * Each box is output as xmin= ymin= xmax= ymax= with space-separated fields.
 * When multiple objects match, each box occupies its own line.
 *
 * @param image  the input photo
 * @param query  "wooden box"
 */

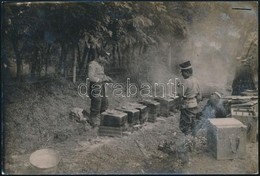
xmin=169 ymin=96 xmax=180 ymax=112
xmin=98 ymin=126 xmax=127 ymax=137
xmin=241 ymin=90 xmax=258 ymax=96
xmin=231 ymin=100 xmax=258 ymax=143
xmin=231 ymin=100 xmax=258 ymax=117
xmin=116 ymin=106 xmax=140 ymax=126
xmin=154 ymin=97 xmax=175 ymax=117
xmin=233 ymin=115 xmax=258 ymax=143
xmin=139 ymin=100 xmax=160 ymax=122
xmin=207 ymin=118 xmax=247 ymax=160
xmin=127 ymin=103 xmax=148 ymax=124
xmin=223 ymin=95 xmax=258 ymax=105
xmin=100 ymin=110 xmax=128 ymax=127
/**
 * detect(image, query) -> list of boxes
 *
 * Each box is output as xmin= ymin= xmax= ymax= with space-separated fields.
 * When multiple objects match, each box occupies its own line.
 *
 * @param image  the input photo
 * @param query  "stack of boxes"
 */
xmin=116 ymin=106 xmax=140 ymax=126
xmin=154 ymin=96 xmax=179 ymax=117
xmin=207 ymin=93 xmax=258 ymax=160
xmin=154 ymin=97 xmax=173 ymax=117
xmin=139 ymin=99 xmax=160 ymax=122
xmin=223 ymin=95 xmax=258 ymax=104
xmin=98 ymin=96 xmax=180 ymax=137
xmin=221 ymin=95 xmax=258 ymax=143
xmin=126 ymin=103 xmax=148 ymax=124
xmin=231 ymin=100 xmax=258 ymax=143
xmin=241 ymin=90 xmax=258 ymax=96
xmin=98 ymin=110 xmax=128 ymax=137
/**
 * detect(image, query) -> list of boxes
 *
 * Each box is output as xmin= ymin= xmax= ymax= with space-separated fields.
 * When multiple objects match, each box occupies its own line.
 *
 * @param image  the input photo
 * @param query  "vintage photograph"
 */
xmin=1 ymin=1 xmax=258 ymax=174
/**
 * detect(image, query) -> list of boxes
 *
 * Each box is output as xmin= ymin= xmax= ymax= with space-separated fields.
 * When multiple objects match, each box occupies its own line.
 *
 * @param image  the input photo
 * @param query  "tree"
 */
xmin=2 ymin=2 xmax=196 ymax=84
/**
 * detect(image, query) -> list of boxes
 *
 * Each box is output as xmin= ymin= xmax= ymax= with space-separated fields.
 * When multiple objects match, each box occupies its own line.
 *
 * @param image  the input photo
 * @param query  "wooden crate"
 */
xmin=231 ymin=100 xmax=258 ymax=117
xmin=98 ymin=126 xmax=127 ymax=137
xmin=169 ymin=96 xmax=180 ymax=112
xmin=116 ymin=106 xmax=140 ymax=126
xmin=223 ymin=96 xmax=258 ymax=105
xmin=127 ymin=103 xmax=148 ymax=124
xmin=100 ymin=110 xmax=128 ymax=127
xmin=154 ymin=97 xmax=175 ymax=117
xmin=241 ymin=90 xmax=258 ymax=96
xmin=233 ymin=115 xmax=258 ymax=143
xmin=207 ymin=118 xmax=247 ymax=160
xmin=139 ymin=100 xmax=160 ymax=122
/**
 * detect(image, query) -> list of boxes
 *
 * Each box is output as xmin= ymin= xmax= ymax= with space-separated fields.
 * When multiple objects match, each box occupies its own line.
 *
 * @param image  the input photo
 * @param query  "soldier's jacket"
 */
xmin=180 ymin=76 xmax=201 ymax=109
xmin=88 ymin=60 xmax=109 ymax=83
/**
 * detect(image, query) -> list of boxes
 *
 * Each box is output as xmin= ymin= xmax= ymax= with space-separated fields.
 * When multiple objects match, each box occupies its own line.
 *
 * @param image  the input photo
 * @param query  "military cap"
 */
xmin=212 ymin=91 xmax=222 ymax=98
xmin=179 ymin=61 xmax=192 ymax=70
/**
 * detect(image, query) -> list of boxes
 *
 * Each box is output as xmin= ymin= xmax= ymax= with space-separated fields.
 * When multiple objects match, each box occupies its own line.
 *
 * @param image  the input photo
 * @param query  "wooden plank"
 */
xmin=99 ymin=126 xmax=126 ymax=131
xmin=98 ymin=126 xmax=126 ymax=137
xmin=98 ymin=132 xmax=123 ymax=137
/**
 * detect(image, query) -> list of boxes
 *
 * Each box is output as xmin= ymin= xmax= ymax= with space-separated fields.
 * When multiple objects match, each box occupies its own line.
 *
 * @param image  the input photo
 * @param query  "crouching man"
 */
xmin=177 ymin=61 xmax=202 ymax=136
xmin=88 ymin=48 xmax=113 ymax=128
xmin=193 ymin=92 xmax=231 ymax=135
xmin=198 ymin=92 xmax=230 ymax=119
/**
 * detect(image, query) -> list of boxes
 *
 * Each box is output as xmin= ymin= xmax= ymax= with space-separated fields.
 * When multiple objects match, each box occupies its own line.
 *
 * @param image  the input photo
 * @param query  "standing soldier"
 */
xmin=88 ymin=48 xmax=112 ymax=128
xmin=178 ymin=61 xmax=202 ymax=136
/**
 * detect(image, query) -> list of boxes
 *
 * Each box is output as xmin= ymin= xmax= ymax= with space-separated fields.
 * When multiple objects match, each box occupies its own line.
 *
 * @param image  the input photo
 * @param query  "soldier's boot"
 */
xmin=92 ymin=116 xmax=100 ymax=128
xmin=89 ymin=113 xmax=101 ymax=128
xmin=87 ymin=116 xmax=95 ymax=128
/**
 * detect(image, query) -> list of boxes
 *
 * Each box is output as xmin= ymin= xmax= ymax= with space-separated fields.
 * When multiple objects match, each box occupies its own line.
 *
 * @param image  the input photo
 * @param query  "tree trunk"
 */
xmin=31 ymin=48 xmax=38 ymax=78
xmin=16 ymin=58 xmax=22 ymax=83
xmin=84 ymin=46 xmax=93 ymax=77
xmin=139 ymin=43 xmax=143 ymax=56
xmin=77 ymin=43 xmax=81 ymax=65
xmin=12 ymin=40 xmax=22 ymax=83
xmin=131 ymin=45 xmax=135 ymax=70
xmin=59 ymin=43 xmax=64 ymax=75
xmin=126 ymin=45 xmax=131 ymax=70
xmin=37 ymin=51 xmax=43 ymax=77
xmin=168 ymin=42 xmax=172 ymax=72
xmin=73 ymin=46 xmax=77 ymax=83
xmin=79 ymin=45 xmax=90 ymax=76
xmin=112 ymin=45 xmax=116 ymax=68
xmin=45 ymin=45 xmax=51 ymax=76
xmin=59 ymin=43 xmax=66 ymax=76
xmin=117 ymin=44 xmax=121 ymax=67
xmin=64 ymin=49 xmax=68 ymax=79
xmin=60 ymin=43 xmax=68 ymax=77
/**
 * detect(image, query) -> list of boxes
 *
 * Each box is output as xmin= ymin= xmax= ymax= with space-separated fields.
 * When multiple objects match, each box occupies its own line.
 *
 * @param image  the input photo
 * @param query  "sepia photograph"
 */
xmin=1 ymin=1 xmax=258 ymax=174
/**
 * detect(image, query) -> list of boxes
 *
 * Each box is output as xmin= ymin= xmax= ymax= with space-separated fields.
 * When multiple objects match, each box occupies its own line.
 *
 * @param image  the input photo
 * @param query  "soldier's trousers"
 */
xmin=179 ymin=107 xmax=199 ymax=136
xmin=89 ymin=82 xmax=108 ymax=125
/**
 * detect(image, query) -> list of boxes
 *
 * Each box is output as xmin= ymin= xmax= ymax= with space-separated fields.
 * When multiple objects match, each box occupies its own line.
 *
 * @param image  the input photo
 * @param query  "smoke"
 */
xmin=130 ymin=2 xmax=257 ymax=99
xmin=194 ymin=98 xmax=230 ymax=137
xmin=174 ymin=2 xmax=257 ymax=94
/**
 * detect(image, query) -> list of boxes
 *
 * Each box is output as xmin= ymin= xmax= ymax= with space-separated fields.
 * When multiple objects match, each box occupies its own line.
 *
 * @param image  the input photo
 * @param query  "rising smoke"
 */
xmin=180 ymin=2 xmax=258 ymax=95
xmin=144 ymin=2 xmax=258 ymax=98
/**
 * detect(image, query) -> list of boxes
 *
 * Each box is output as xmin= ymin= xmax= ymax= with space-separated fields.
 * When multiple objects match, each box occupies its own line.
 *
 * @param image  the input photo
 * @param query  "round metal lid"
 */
xmin=29 ymin=149 xmax=60 ymax=169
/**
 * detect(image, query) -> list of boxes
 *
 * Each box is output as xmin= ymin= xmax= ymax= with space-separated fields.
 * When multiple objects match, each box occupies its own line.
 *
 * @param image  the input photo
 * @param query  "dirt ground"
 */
xmin=3 ymin=78 xmax=259 ymax=174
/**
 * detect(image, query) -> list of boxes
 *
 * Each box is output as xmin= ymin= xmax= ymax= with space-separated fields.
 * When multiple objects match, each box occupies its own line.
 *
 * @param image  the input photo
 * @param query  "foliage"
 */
xmin=2 ymin=2 xmax=201 ymax=83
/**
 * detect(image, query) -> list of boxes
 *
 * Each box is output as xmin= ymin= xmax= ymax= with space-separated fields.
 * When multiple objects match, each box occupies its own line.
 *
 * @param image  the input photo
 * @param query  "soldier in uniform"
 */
xmin=88 ymin=48 xmax=112 ymax=128
xmin=178 ymin=61 xmax=202 ymax=136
